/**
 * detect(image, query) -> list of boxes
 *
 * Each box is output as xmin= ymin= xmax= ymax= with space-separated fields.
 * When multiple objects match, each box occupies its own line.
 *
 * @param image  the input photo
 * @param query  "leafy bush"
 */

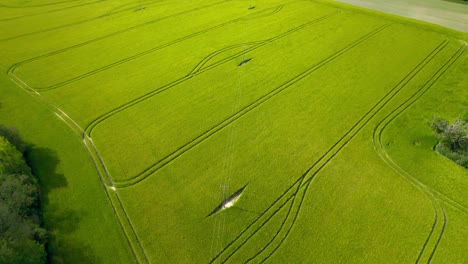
xmin=431 ymin=116 xmax=468 ymax=168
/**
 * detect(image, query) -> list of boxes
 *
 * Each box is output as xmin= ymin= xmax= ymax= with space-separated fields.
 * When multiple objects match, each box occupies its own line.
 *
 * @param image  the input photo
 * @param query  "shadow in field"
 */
xmin=51 ymin=237 xmax=99 ymax=264
xmin=24 ymin=146 xmax=98 ymax=263
xmin=26 ymin=147 xmax=67 ymax=192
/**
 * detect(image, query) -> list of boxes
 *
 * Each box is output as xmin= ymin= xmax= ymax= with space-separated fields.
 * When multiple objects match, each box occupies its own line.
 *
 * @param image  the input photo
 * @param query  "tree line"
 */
xmin=431 ymin=115 xmax=468 ymax=168
xmin=0 ymin=126 xmax=46 ymax=263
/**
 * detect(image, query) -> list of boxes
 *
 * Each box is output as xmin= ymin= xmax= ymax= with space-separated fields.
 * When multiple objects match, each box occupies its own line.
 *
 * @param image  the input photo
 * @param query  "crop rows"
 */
xmin=3 ymin=0 xmax=467 ymax=262
xmin=209 ymin=38 xmax=456 ymax=264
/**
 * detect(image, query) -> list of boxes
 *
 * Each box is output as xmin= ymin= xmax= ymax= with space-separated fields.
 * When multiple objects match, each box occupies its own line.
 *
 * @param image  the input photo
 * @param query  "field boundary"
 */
xmin=8 ymin=68 xmax=150 ymax=263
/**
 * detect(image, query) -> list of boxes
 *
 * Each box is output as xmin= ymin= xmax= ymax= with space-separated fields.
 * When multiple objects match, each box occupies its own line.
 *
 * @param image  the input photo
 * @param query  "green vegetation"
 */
xmin=0 ymin=130 xmax=46 ymax=264
xmin=0 ymin=0 xmax=467 ymax=263
xmin=432 ymin=115 xmax=468 ymax=168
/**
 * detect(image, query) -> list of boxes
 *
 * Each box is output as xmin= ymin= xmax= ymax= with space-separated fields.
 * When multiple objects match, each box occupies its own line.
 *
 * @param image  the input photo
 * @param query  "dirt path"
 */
xmin=334 ymin=0 xmax=468 ymax=32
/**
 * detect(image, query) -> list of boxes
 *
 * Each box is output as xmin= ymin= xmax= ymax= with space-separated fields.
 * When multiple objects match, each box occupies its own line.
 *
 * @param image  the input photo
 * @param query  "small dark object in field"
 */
xmin=238 ymin=58 xmax=252 ymax=66
xmin=135 ymin=7 xmax=146 ymax=12
xmin=249 ymin=6 xmax=256 ymax=10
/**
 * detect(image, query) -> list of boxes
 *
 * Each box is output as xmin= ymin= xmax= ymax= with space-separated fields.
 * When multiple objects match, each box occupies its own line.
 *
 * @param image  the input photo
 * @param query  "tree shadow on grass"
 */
xmin=25 ymin=146 xmax=99 ymax=263
xmin=51 ymin=238 xmax=99 ymax=263
xmin=0 ymin=124 xmax=99 ymax=262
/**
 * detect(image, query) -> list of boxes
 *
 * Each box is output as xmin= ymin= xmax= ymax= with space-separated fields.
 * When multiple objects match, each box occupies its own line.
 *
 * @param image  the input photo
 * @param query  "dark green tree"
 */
xmin=0 ymin=136 xmax=46 ymax=264
xmin=431 ymin=115 xmax=468 ymax=168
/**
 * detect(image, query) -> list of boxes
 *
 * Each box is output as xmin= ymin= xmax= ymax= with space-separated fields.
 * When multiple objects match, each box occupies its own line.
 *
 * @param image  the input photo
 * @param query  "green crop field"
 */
xmin=0 ymin=0 xmax=467 ymax=263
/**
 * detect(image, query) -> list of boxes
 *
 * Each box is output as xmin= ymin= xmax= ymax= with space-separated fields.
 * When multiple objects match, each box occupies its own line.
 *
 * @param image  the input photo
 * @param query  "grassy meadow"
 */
xmin=0 ymin=0 xmax=467 ymax=263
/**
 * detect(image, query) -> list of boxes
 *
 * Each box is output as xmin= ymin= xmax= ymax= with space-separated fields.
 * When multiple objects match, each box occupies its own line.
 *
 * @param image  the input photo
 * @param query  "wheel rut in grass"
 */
xmin=372 ymin=44 xmax=466 ymax=264
xmin=9 ymin=3 xmax=284 ymax=88
xmin=111 ymin=22 xmax=384 ymax=188
xmin=210 ymin=39 xmax=457 ymax=263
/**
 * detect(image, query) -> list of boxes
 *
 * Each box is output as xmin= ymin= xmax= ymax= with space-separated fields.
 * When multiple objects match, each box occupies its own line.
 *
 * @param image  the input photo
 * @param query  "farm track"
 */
xmin=209 ymin=38 xmax=450 ymax=263
xmin=0 ymin=0 xmax=204 ymax=40
xmin=372 ymin=44 xmax=466 ymax=264
xmin=13 ymin=3 xmax=284 ymax=90
xmin=85 ymin=9 xmax=341 ymax=137
xmin=0 ymin=0 xmax=105 ymax=22
xmin=9 ymin=67 xmax=151 ymax=263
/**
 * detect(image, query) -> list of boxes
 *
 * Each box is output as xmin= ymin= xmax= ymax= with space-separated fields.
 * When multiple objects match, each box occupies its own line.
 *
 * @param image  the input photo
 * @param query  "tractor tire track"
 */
xmin=0 ymin=0 xmax=107 ymax=22
xmin=112 ymin=19 xmax=384 ymax=189
xmin=10 ymin=3 xmax=283 ymax=88
xmin=0 ymin=0 xmax=105 ymax=22
xmin=259 ymin=42 xmax=463 ymax=264
xmin=101 ymin=0 xmax=161 ymax=16
xmin=0 ymin=0 xmax=204 ymax=41
xmin=213 ymin=39 xmax=449 ymax=263
xmin=247 ymin=39 xmax=452 ymax=264
xmin=430 ymin=189 xmax=468 ymax=214
xmin=5 ymin=0 xmax=228 ymax=78
xmin=372 ymin=44 xmax=465 ymax=264
xmin=0 ymin=0 xmax=83 ymax=8
xmin=85 ymin=10 xmax=340 ymax=137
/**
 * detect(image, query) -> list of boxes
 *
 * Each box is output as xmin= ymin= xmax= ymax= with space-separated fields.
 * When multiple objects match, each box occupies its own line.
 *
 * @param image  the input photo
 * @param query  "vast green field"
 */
xmin=0 ymin=0 xmax=467 ymax=263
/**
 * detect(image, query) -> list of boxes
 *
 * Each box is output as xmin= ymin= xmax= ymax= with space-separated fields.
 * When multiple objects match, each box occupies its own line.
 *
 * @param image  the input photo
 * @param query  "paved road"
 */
xmin=334 ymin=0 xmax=468 ymax=33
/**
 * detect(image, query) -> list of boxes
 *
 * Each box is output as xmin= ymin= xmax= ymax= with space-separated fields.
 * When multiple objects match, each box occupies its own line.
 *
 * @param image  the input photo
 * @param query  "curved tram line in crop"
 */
xmin=0 ymin=0 xmax=85 ymax=8
xmin=9 ymin=3 xmax=285 ymax=88
xmin=113 ymin=23 xmax=389 ymax=189
xmin=5 ymin=5 xmax=340 ymax=263
xmin=372 ymin=44 xmax=466 ymax=264
xmin=214 ymin=41 xmax=465 ymax=263
xmin=83 ymin=9 xmax=340 ymax=139
xmin=0 ymin=0 xmax=217 ymax=40
xmin=0 ymin=0 xmax=106 ymax=23
xmin=6 ymin=1 xmax=467 ymax=262
xmin=5 ymin=3 xmax=337 ymax=263
xmin=210 ymin=43 xmax=466 ymax=263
